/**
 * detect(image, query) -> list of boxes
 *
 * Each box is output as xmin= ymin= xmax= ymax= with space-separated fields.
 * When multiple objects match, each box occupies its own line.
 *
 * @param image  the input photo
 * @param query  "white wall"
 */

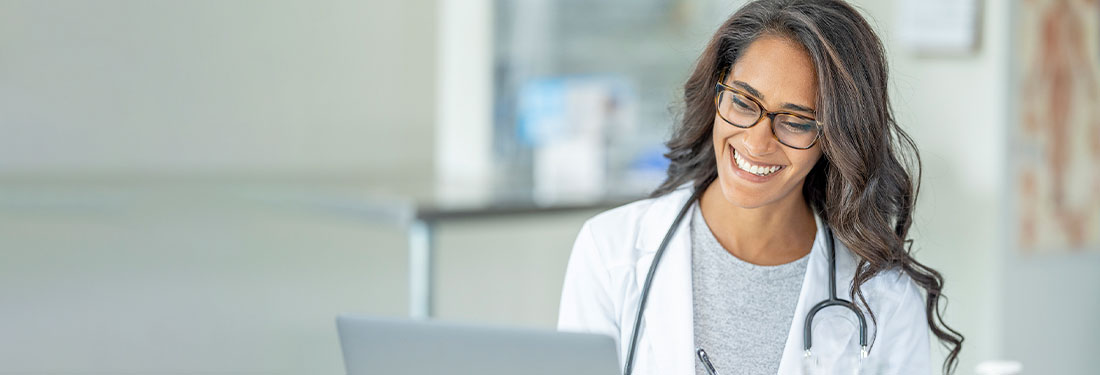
xmin=434 ymin=211 xmax=599 ymax=327
xmin=854 ymin=1 xmax=1100 ymax=374
xmin=0 ymin=0 xmax=437 ymax=374
xmin=0 ymin=185 xmax=411 ymax=374
xmin=850 ymin=0 xmax=1006 ymax=372
xmin=0 ymin=0 xmax=435 ymax=179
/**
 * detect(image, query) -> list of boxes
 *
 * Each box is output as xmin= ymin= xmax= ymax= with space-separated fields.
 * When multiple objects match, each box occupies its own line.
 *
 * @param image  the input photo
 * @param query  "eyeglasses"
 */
xmin=714 ymin=73 xmax=823 ymax=150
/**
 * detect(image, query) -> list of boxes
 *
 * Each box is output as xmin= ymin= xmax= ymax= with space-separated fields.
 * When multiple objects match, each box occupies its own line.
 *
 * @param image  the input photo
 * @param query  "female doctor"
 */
xmin=557 ymin=0 xmax=964 ymax=374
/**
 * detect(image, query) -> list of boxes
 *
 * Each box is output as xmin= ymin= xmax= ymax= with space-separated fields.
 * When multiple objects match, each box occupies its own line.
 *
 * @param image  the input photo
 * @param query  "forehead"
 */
xmin=728 ymin=35 xmax=818 ymax=110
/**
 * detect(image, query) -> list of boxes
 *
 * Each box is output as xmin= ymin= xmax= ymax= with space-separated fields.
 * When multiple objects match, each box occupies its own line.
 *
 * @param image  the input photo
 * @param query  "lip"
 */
xmin=728 ymin=145 xmax=785 ymax=183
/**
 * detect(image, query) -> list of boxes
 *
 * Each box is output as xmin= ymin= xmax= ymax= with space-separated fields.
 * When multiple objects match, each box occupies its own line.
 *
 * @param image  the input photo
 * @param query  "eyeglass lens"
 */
xmin=717 ymin=89 xmax=818 ymax=149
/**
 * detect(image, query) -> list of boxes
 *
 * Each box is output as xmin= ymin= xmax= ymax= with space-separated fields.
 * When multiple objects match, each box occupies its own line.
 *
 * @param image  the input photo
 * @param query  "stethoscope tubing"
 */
xmin=622 ymin=181 xmax=869 ymax=375
xmin=621 ymin=184 xmax=705 ymax=375
xmin=802 ymin=225 xmax=869 ymax=358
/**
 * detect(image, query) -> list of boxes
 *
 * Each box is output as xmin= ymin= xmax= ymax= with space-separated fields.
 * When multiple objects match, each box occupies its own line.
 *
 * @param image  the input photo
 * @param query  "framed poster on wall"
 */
xmin=1010 ymin=0 xmax=1100 ymax=253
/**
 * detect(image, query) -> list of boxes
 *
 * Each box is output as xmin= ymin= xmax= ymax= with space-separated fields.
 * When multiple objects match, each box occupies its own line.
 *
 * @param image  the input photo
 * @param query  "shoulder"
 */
xmin=865 ymin=267 xmax=923 ymax=307
xmin=576 ymin=184 xmax=694 ymax=267
xmin=831 ymin=240 xmax=924 ymax=316
xmin=861 ymin=266 xmax=928 ymax=334
xmin=583 ymin=196 xmax=656 ymax=242
xmin=576 ymin=195 xmax=659 ymax=267
xmin=861 ymin=266 xmax=933 ymax=365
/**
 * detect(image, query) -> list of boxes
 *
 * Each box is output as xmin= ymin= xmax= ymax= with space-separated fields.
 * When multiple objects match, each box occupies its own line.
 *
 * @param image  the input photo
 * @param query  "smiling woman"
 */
xmin=557 ymin=0 xmax=964 ymax=374
xmin=702 ymin=35 xmax=824 ymax=266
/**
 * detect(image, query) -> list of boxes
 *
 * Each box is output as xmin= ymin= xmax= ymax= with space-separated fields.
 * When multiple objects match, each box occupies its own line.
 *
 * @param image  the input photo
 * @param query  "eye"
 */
xmin=781 ymin=119 xmax=815 ymax=133
xmin=730 ymin=95 xmax=756 ymax=113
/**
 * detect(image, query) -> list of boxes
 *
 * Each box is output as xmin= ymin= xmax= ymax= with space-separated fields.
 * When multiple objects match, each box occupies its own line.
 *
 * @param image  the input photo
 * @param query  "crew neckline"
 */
xmin=689 ymin=201 xmax=811 ymax=279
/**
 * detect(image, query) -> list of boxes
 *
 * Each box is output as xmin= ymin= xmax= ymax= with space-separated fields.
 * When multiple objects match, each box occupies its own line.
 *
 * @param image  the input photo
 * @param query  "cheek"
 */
xmin=711 ymin=117 xmax=736 ymax=144
xmin=790 ymin=148 xmax=823 ymax=175
xmin=711 ymin=120 xmax=726 ymax=151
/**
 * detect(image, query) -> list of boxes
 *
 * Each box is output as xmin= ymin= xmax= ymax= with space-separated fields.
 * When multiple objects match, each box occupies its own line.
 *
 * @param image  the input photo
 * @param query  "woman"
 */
xmin=557 ymin=0 xmax=963 ymax=374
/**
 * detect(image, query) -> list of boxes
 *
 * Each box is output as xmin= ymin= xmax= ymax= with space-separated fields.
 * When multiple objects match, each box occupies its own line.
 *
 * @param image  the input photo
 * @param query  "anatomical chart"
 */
xmin=1014 ymin=0 xmax=1100 ymax=253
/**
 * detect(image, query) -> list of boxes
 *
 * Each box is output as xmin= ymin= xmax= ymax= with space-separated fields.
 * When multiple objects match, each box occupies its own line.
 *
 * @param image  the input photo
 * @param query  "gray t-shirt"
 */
xmin=691 ymin=202 xmax=809 ymax=375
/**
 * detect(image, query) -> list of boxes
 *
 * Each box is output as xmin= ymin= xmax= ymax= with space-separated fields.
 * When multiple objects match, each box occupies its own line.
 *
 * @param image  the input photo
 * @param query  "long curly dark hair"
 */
xmin=650 ymin=0 xmax=963 ymax=373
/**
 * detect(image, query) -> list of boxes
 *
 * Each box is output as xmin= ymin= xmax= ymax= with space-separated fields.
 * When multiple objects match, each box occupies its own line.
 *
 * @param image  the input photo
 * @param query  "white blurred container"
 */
xmin=517 ymin=75 xmax=637 ymax=203
xmin=975 ymin=360 xmax=1022 ymax=375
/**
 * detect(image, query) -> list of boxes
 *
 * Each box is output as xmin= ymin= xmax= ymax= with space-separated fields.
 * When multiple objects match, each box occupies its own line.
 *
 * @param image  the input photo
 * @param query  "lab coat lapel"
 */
xmin=632 ymin=187 xmax=696 ymax=375
xmin=777 ymin=213 xmax=862 ymax=374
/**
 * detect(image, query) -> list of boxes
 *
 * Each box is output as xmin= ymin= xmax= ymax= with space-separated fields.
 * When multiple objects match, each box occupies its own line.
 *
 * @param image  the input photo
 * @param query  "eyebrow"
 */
xmin=731 ymin=80 xmax=817 ymax=116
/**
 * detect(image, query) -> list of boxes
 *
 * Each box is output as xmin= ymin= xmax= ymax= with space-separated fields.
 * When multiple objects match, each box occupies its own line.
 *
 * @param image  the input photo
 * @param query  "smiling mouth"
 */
xmin=732 ymin=146 xmax=784 ymax=176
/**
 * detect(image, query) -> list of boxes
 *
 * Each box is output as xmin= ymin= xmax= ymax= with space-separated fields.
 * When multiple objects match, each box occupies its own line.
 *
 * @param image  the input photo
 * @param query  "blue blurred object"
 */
xmin=515 ymin=75 xmax=638 ymax=201
xmin=516 ymin=75 xmax=635 ymax=147
xmin=630 ymin=145 xmax=670 ymax=172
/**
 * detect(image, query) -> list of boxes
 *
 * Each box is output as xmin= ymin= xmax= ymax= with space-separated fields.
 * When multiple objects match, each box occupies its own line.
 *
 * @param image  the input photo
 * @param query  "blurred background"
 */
xmin=1 ymin=0 xmax=1098 ymax=374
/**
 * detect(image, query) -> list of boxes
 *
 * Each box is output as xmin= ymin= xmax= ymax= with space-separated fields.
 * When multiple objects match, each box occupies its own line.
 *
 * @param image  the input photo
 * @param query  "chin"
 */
xmin=715 ymin=175 xmax=779 ymax=209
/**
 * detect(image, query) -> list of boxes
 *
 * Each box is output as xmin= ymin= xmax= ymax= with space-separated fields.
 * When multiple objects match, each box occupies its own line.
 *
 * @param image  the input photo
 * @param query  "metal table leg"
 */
xmin=408 ymin=219 xmax=433 ymax=319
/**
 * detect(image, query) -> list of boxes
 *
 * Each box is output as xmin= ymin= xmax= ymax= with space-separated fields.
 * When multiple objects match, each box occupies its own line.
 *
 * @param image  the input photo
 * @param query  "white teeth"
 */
xmin=733 ymin=149 xmax=782 ymax=176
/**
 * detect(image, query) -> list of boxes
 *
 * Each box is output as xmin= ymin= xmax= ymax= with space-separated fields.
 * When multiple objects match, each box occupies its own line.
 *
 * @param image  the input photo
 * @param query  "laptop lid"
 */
xmin=336 ymin=314 xmax=619 ymax=375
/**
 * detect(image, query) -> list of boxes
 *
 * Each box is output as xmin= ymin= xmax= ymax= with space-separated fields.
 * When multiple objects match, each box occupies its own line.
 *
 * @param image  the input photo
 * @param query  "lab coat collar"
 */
xmin=633 ymin=183 xmax=694 ymax=253
xmin=631 ymin=184 xmax=696 ymax=374
xmin=630 ymin=182 xmax=864 ymax=374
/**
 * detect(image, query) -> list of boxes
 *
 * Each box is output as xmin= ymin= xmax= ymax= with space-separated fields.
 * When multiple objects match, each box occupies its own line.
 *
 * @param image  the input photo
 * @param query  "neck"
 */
xmin=698 ymin=181 xmax=817 ymax=266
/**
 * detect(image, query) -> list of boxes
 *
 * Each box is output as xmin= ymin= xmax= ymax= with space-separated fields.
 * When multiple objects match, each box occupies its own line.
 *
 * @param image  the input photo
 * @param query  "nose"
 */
xmin=741 ymin=116 xmax=779 ymax=156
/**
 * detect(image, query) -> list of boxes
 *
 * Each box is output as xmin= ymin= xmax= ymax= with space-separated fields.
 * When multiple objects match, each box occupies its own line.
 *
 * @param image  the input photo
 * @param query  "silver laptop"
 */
xmin=336 ymin=314 xmax=620 ymax=375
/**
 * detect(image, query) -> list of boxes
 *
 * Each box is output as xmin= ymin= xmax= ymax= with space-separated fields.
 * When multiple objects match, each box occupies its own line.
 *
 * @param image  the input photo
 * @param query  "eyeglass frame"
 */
xmin=714 ymin=72 xmax=824 ymax=150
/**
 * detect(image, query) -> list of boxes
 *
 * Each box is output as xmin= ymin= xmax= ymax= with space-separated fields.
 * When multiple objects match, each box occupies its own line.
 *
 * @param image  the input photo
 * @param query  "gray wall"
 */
xmin=0 ymin=0 xmax=435 ymax=178
xmin=1 ymin=0 xmax=439 ymax=374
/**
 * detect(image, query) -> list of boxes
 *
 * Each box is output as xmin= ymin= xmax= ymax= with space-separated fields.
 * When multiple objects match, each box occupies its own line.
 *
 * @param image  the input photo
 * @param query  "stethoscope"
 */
xmin=621 ymin=180 xmax=869 ymax=375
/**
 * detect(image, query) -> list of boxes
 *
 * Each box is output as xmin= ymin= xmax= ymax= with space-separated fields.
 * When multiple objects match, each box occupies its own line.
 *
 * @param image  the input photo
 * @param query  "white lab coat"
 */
xmin=558 ymin=184 xmax=932 ymax=374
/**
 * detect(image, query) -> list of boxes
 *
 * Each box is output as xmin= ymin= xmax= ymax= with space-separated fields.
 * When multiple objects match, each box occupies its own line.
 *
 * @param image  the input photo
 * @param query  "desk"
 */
xmin=0 ymin=178 xmax=644 ymax=320
xmin=403 ymin=195 xmax=639 ymax=318
xmin=249 ymin=182 xmax=643 ymax=319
